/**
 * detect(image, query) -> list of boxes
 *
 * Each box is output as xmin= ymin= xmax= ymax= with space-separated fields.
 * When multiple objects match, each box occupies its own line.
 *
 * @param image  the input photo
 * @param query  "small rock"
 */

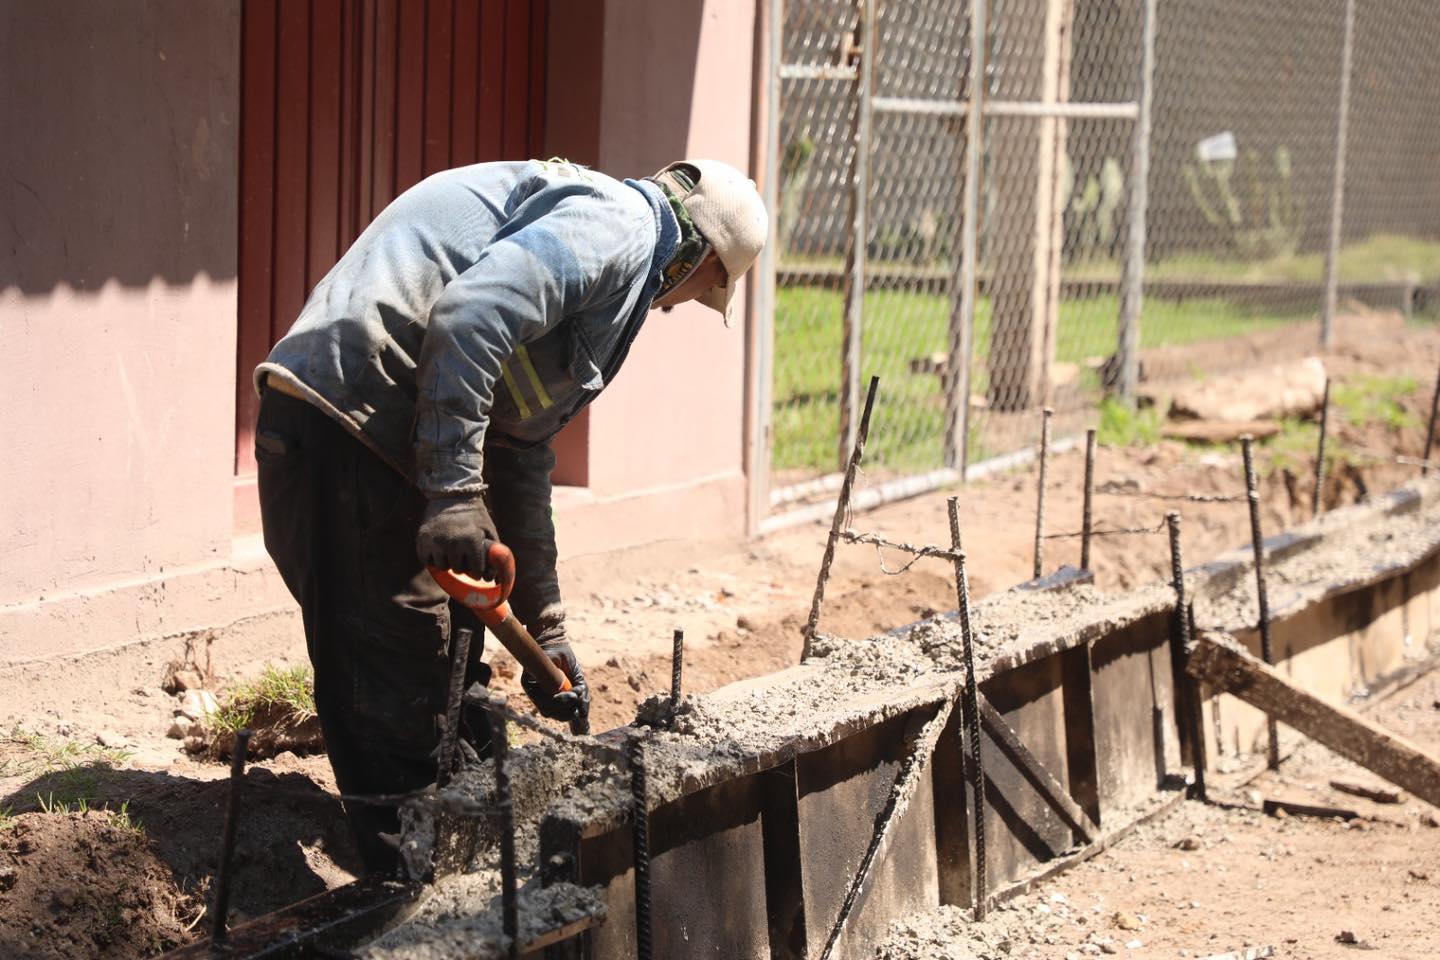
xmin=1175 ymin=836 xmax=1202 ymax=851
xmin=605 ymin=656 xmax=621 ymax=668
xmin=720 ymin=586 xmax=736 ymax=599
xmin=182 ymin=735 xmax=207 ymax=754
xmin=1336 ymin=931 xmax=1358 ymax=944
xmin=0 ymin=866 xmax=15 ymax=892
xmin=1246 ymin=789 xmax=1263 ymax=805
xmin=1113 ymin=912 xmax=1141 ymax=931
xmin=1421 ymin=812 xmax=1440 ymax=828
xmin=171 ymin=669 xmax=204 ymax=692
xmin=95 ymin=730 xmax=126 ymax=749
xmin=736 ymin=614 xmax=757 ymax=632
xmin=1408 ymin=869 xmax=1429 ymax=881
xmin=166 ymin=718 xmax=193 ymax=740
xmin=179 ymin=689 xmax=219 ymax=721
xmin=626 ymin=674 xmax=643 ymax=692
xmin=1100 ymin=941 xmax=1121 ymax=955
xmin=1125 ymin=940 xmax=1143 ymax=950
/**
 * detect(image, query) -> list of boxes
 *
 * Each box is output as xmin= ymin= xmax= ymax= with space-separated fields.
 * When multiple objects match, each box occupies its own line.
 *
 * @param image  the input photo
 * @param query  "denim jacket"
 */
xmin=255 ymin=160 xmax=680 ymax=627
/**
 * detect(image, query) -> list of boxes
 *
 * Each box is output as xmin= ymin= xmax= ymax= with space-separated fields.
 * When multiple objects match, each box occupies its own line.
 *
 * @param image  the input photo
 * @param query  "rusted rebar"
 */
xmin=1166 ymin=512 xmax=1207 ymax=802
xmin=1033 ymin=407 xmax=1054 ymax=580
xmin=629 ymin=734 xmax=653 ymax=960
xmin=1081 ymin=427 xmax=1097 ymax=571
xmin=210 ymin=728 xmax=252 ymax=944
xmin=1312 ymin=378 xmax=1331 ymax=518
xmin=438 ymin=627 xmax=473 ymax=788
xmin=947 ymin=497 xmax=987 ymax=921
xmin=1425 ymin=361 xmax=1440 ymax=477
xmin=669 ymin=629 xmax=684 ymax=727
xmin=1241 ymin=436 xmax=1280 ymax=770
xmin=490 ymin=697 xmax=519 ymax=959
xmin=803 ymin=375 xmax=880 ymax=658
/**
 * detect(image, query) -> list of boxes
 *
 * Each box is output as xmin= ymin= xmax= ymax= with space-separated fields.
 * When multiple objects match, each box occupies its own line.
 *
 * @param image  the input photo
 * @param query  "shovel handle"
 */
xmin=428 ymin=560 xmax=572 ymax=696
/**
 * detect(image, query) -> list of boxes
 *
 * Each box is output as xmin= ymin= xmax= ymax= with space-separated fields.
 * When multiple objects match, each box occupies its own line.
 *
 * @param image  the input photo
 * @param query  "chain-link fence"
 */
xmin=762 ymin=0 xmax=1440 ymax=519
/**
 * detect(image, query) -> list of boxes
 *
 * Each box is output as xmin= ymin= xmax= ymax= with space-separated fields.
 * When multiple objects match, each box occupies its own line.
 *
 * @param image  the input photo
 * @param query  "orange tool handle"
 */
xmin=427 ymin=548 xmax=572 ymax=696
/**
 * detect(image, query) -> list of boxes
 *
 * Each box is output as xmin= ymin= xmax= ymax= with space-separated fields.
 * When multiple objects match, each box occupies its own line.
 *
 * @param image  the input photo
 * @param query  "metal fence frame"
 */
xmin=753 ymin=0 xmax=1382 ymax=534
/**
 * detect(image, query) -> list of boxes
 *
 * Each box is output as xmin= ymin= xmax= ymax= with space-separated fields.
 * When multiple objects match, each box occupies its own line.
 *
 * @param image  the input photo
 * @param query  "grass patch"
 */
xmin=0 ymin=805 xmax=13 ymax=831
xmin=212 ymin=664 xmax=317 ymax=735
xmin=1332 ymin=374 xmax=1419 ymax=430
xmin=773 ymin=286 xmax=1308 ymax=471
xmin=1096 ymin=397 xmax=1164 ymax=448
xmin=0 ymin=728 xmax=129 ymax=812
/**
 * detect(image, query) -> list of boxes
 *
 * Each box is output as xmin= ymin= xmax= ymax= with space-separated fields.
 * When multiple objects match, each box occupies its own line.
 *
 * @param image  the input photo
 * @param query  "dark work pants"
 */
xmin=255 ymin=388 xmax=489 ymax=875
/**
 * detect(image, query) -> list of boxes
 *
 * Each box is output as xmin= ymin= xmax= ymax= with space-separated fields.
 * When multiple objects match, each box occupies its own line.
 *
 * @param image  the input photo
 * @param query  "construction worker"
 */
xmin=251 ymin=158 xmax=768 ymax=874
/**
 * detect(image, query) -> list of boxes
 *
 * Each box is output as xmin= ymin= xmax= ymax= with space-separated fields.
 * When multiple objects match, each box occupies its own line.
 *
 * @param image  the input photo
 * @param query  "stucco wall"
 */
xmin=547 ymin=0 xmax=758 ymax=550
xmin=0 ymin=3 xmax=240 ymax=626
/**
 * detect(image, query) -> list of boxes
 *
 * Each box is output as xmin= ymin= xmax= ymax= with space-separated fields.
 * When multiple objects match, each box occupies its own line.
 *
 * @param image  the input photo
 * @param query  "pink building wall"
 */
xmin=0 ymin=0 xmax=763 ymax=708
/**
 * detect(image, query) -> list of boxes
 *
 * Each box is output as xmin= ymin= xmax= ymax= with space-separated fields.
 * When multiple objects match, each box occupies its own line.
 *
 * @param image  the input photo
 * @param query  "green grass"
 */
xmin=0 ymin=805 xmax=13 ymax=831
xmin=773 ymin=287 xmax=1309 ymax=471
xmin=213 ymin=664 xmax=317 ymax=735
xmin=1096 ymin=397 xmax=1164 ymax=448
xmin=0 ymin=727 xmax=141 ymax=830
xmin=1332 ymin=374 xmax=1419 ymax=430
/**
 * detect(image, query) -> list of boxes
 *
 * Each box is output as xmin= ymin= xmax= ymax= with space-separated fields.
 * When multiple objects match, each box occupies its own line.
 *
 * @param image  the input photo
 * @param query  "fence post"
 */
xmin=1320 ymin=0 xmax=1356 ymax=349
xmin=944 ymin=0 xmax=988 ymax=474
xmin=838 ymin=0 xmax=876 ymax=469
xmin=1115 ymin=0 xmax=1156 ymax=405
xmin=746 ymin=0 xmax=784 ymax=536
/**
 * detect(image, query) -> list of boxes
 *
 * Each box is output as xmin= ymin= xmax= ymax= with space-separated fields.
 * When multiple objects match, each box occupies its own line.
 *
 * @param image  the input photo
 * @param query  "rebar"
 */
xmin=1033 ymin=407 xmax=1054 ymax=580
xmin=437 ymin=627 xmax=473 ymax=788
xmin=669 ymin=629 xmax=684 ymax=727
xmin=629 ymin=734 xmax=653 ymax=960
xmin=210 ymin=728 xmax=252 ymax=944
xmin=1166 ymin=513 xmax=1207 ymax=802
xmin=1241 ymin=436 xmax=1279 ymax=770
xmin=490 ymin=697 xmax=519 ymax=960
xmin=1425 ymin=360 xmax=1440 ymax=477
xmin=1312 ymin=378 xmax=1331 ymax=518
xmin=947 ymin=497 xmax=987 ymax=921
xmin=803 ymin=375 xmax=880 ymax=659
xmin=1081 ymin=428 xmax=1097 ymax=571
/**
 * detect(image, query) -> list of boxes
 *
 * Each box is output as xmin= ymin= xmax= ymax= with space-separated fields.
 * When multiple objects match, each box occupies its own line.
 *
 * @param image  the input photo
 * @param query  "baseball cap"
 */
xmin=652 ymin=159 xmax=769 ymax=324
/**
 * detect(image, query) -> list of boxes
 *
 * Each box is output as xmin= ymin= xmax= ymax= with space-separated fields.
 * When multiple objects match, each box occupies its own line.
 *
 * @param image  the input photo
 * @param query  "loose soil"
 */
xmin=0 ymin=811 xmax=197 ymax=960
xmin=3 ymin=314 xmax=1440 ymax=956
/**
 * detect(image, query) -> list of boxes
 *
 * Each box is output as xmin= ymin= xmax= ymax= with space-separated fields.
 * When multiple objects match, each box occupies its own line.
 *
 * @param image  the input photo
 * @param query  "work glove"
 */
xmin=521 ymin=625 xmax=590 ymax=725
xmin=416 ymin=496 xmax=499 ymax=578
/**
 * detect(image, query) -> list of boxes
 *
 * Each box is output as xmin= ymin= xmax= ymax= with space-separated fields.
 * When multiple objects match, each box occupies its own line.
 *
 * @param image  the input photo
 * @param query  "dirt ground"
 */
xmin=2 ymin=314 xmax=1440 ymax=957
xmin=875 ymin=668 xmax=1440 ymax=960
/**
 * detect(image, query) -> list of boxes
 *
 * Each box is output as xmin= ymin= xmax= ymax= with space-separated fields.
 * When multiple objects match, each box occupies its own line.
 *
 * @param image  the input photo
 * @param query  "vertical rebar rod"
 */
xmin=668 ymin=629 xmax=685 ymax=727
xmin=1166 ymin=513 xmax=1207 ymax=803
xmin=491 ymin=703 xmax=519 ymax=959
xmin=803 ymin=375 xmax=880 ymax=659
xmin=1424 ymin=361 xmax=1440 ymax=478
xmin=946 ymin=497 xmax=987 ymax=921
xmin=210 ymin=728 xmax=252 ymax=944
xmin=629 ymin=735 xmax=653 ymax=960
xmin=1115 ymin=0 xmax=1157 ymax=403
xmin=1080 ymin=427 xmax=1097 ymax=571
xmin=1241 ymin=436 xmax=1279 ymax=770
xmin=437 ymin=627 xmax=473 ymax=788
xmin=1312 ymin=378 xmax=1331 ymax=518
xmin=837 ymin=0 xmax=876 ymax=468
xmin=1033 ymin=407 xmax=1054 ymax=580
xmin=1319 ymin=0 xmax=1356 ymax=348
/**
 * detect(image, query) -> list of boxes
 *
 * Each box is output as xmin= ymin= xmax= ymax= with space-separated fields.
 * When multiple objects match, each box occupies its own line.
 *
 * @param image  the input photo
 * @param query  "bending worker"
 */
xmin=252 ymin=158 xmax=768 ymax=873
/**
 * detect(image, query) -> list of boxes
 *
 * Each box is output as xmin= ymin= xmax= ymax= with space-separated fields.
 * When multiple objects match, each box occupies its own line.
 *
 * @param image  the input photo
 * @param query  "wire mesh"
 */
xmin=767 ymin=0 xmax=1440 ymax=512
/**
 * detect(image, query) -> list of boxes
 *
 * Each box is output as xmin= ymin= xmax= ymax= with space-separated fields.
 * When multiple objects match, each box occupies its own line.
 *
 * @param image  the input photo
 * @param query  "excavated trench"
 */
xmin=164 ymin=478 xmax=1440 ymax=959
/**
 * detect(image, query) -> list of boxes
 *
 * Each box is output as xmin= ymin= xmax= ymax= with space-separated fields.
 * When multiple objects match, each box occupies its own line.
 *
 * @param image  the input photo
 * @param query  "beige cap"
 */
xmin=654 ymin=159 xmax=769 ymax=324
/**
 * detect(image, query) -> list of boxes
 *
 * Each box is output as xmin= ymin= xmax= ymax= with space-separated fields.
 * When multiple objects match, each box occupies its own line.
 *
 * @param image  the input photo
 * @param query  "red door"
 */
xmin=236 ymin=0 xmax=548 ymax=475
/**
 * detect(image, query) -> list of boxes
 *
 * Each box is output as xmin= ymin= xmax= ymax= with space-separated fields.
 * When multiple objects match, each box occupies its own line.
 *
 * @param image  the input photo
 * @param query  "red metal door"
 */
xmin=236 ymin=0 xmax=548 ymax=474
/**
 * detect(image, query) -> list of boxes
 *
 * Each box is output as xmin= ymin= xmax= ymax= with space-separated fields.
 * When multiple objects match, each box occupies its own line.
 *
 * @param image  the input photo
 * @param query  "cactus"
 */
xmin=1184 ymin=144 xmax=1301 ymax=260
